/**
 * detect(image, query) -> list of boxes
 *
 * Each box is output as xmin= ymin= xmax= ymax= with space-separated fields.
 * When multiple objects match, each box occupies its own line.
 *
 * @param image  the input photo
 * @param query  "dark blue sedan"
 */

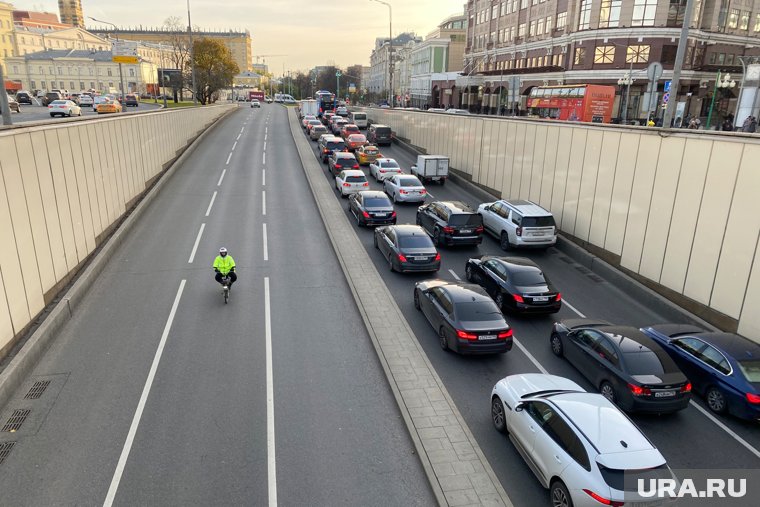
xmin=641 ymin=324 xmax=760 ymax=421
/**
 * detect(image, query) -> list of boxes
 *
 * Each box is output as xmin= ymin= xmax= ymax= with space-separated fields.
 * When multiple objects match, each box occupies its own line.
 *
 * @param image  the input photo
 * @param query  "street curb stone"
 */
xmin=287 ymin=109 xmax=513 ymax=507
xmin=0 ymin=105 xmax=238 ymax=410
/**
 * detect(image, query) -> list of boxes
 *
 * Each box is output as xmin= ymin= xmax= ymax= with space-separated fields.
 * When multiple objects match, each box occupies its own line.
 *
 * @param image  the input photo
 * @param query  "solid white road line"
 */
xmin=205 ymin=191 xmax=217 ymax=217
xmin=262 ymin=170 xmax=266 ymax=186
xmin=232 ymin=141 xmax=237 ymax=151
xmin=188 ymin=223 xmax=205 ymax=263
xmin=226 ymin=153 xmax=232 ymax=165
xmin=263 ymin=152 xmax=266 ymax=165
xmin=262 ymin=191 xmax=267 ymax=216
xmin=264 ymin=277 xmax=278 ymax=506
xmin=513 ymin=339 xmax=549 ymax=374
xmin=426 ymin=191 xmax=435 ymax=199
xmin=262 ymin=223 xmax=269 ymax=261
xmin=689 ymin=401 xmax=760 ymax=459
xmin=561 ymin=299 xmax=586 ymax=318
xmin=217 ymin=169 xmax=227 ymax=186
xmin=448 ymin=269 xmax=461 ymax=281
xmin=103 ymin=280 xmax=186 ymax=507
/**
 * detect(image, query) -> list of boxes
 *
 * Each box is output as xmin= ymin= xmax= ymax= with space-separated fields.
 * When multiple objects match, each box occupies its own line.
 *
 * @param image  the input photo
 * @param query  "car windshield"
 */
xmin=522 ymin=216 xmax=556 ymax=228
xmin=381 ymin=160 xmax=399 ymax=168
xmin=345 ymin=175 xmax=366 ymax=183
xmin=511 ymin=270 xmax=547 ymax=286
xmin=398 ymin=178 xmax=422 ymax=187
xmin=326 ymin=142 xmax=345 ymax=150
xmin=599 ymin=464 xmax=671 ymax=492
xmin=623 ymin=350 xmax=665 ymax=375
xmin=309 ymin=120 xmax=321 ymax=125
xmin=448 ymin=214 xmax=482 ymax=227
xmin=51 ymin=100 xmax=67 ymax=105
xmin=364 ymin=197 xmax=391 ymax=208
xmin=737 ymin=360 xmax=760 ymax=382
xmin=455 ymin=301 xmax=504 ymax=321
xmin=398 ymin=235 xmax=433 ymax=249
xmin=337 ymin=155 xmax=356 ymax=162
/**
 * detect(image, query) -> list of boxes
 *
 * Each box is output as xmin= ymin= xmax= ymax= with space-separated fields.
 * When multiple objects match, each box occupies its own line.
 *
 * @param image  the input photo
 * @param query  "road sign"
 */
xmin=112 ymin=41 xmax=139 ymax=64
xmin=662 ymin=92 xmax=670 ymax=105
xmin=646 ymin=62 xmax=663 ymax=82
xmin=664 ymin=80 xmax=672 ymax=92
xmin=349 ymin=83 xmax=356 ymax=93
xmin=335 ymin=71 xmax=342 ymax=78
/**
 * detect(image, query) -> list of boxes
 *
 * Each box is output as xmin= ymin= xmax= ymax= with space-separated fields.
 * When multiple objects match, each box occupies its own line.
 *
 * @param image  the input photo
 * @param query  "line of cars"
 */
xmin=300 ymin=105 xmax=760 ymax=506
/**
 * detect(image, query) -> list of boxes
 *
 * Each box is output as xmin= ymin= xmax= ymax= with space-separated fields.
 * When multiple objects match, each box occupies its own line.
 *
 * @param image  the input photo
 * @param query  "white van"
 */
xmin=350 ymin=111 xmax=368 ymax=129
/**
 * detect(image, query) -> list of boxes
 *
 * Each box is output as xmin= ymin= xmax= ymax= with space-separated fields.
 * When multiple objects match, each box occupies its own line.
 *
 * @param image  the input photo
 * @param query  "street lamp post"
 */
xmin=89 ymin=17 xmax=127 ymax=103
xmin=706 ymin=71 xmax=736 ymax=129
xmin=617 ymin=66 xmax=634 ymax=123
xmin=370 ymin=0 xmax=393 ymax=106
xmin=187 ymin=0 xmax=198 ymax=105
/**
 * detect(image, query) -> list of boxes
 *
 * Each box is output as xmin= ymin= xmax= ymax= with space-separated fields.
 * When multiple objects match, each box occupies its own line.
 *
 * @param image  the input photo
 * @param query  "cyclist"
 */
xmin=213 ymin=247 xmax=237 ymax=289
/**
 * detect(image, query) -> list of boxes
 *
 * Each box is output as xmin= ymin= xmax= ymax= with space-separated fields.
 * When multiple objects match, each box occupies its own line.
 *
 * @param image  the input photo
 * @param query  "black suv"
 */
xmin=328 ymin=151 xmax=359 ymax=176
xmin=318 ymin=136 xmax=347 ymax=163
xmin=15 ymin=91 xmax=33 ymax=104
xmin=368 ymin=124 xmax=392 ymax=146
xmin=42 ymin=91 xmax=63 ymax=106
xmin=416 ymin=201 xmax=483 ymax=247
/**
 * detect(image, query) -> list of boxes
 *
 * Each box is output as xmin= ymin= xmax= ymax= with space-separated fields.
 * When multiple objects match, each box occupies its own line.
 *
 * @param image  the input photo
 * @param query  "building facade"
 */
xmin=13 ymin=10 xmax=70 ymax=30
xmin=13 ymin=26 xmax=110 ymax=57
xmin=58 ymin=0 xmax=83 ymax=28
xmin=458 ymin=0 xmax=760 ymax=125
xmin=89 ymin=27 xmax=253 ymax=72
xmin=368 ymin=32 xmax=421 ymax=102
xmin=0 ymin=1 xmax=13 ymax=74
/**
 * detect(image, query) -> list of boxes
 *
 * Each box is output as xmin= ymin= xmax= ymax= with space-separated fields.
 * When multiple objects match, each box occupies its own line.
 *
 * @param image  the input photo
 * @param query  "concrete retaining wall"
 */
xmin=365 ymin=109 xmax=760 ymax=341
xmin=0 ymin=105 xmax=234 ymax=358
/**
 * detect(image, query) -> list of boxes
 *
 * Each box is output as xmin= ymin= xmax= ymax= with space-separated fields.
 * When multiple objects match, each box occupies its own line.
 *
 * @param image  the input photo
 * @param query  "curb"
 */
xmin=287 ymin=109 xmax=513 ymax=507
xmin=0 ymin=106 xmax=239 ymax=410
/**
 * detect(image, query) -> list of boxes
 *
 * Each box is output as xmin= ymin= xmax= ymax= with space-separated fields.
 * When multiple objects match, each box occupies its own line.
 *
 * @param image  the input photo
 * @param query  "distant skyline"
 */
xmin=17 ymin=0 xmax=467 ymax=72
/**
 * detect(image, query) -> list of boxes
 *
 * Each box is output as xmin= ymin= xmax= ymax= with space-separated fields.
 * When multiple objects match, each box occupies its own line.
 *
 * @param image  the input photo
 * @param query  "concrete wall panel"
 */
xmin=575 ymin=129 xmax=603 ymax=242
xmin=520 ymin=124 xmax=537 ymax=199
xmin=0 ymin=269 xmax=14 ymax=350
xmin=560 ymin=129 xmax=588 ymax=235
xmin=509 ymin=124 xmax=526 ymax=199
xmin=77 ymin=126 xmax=103 ymax=240
xmin=738 ymin=235 xmax=760 ymax=338
xmin=44 ymin=130 xmax=78 ymax=271
xmin=539 ymin=126 xmax=559 ymax=210
xmin=57 ymin=129 xmax=87 ymax=264
xmin=529 ymin=125 xmax=547 ymax=204
xmin=603 ymin=133 xmax=639 ymax=256
xmin=588 ymin=131 xmax=620 ymax=247
xmin=67 ymin=126 xmax=96 ymax=254
xmin=549 ymin=127 xmax=574 ymax=227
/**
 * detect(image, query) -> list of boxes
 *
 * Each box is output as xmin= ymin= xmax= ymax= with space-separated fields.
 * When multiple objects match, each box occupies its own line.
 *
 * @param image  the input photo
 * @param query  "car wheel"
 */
xmin=500 ymin=232 xmax=511 ymax=251
xmin=438 ymin=327 xmax=449 ymax=351
xmin=373 ymin=234 xmax=378 ymax=249
xmin=491 ymin=396 xmax=507 ymax=433
xmin=550 ymin=480 xmax=573 ymax=507
xmin=393 ymin=192 xmax=399 ymax=204
xmin=550 ymin=333 xmax=564 ymax=357
xmin=706 ymin=386 xmax=727 ymax=414
xmin=433 ymin=228 xmax=441 ymax=246
xmin=600 ymin=381 xmax=616 ymax=403
xmin=413 ymin=289 xmax=421 ymax=310
xmin=495 ymin=293 xmax=505 ymax=310
xmin=355 ymin=212 xmax=363 ymax=227
xmin=388 ymin=254 xmax=395 ymax=272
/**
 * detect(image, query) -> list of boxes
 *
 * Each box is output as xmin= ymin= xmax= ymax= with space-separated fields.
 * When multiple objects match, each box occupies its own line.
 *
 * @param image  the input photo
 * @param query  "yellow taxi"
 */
xmin=96 ymin=99 xmax=122 ymax=114
xmin=356 ymin=144 xmax=382 ymax=166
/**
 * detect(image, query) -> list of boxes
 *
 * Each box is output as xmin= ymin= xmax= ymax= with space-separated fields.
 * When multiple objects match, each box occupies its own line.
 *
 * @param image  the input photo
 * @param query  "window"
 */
xmin=728 ymin=8 xmax=739 ymax=29
xmin=39 ymin=66 xmax=43 ymax=74
xmin=492 ymin=5 xmax=498 ymax=19
xmin=12 ymin=65 xmax=17 ymax=74
xmin=740 ymin=11 xmax=750 ymax=30
xmin=518 ymin=23 xmax=526 ymax=37
xmin=574 ymin=47 xmax=586 ymax=65
xmin=90 ymin=81 xmax=95 ymax=89
xmin=107 ymin=68 xmax=113 ymax=77
xmin=546 ymin=16 xmax=552 ymax=33
xmin=41 ymin=80 xmax=46 ymax=89
xmin=80 ymin=81 xmax=85 ymax=90
xmin=632 ymin=0 xmax=657 ymax=27
xmin=528 ymin=402 xmax=591 ymax=471
xmin=501 ymin=1 xmax=507 ymax=16
xmin=537 ymin=18 xmax=544 ymax=35
xmin=31 ymin=80 xmax=36 ymax=89
xmin=529 ymin=20 xmax=536 ymax=36
xmin=594 ymin=45 xmax=615 ymax=64
xmin=521 ymin=0 xmax=529 ymax=8
xmin=593 ymin=338 xmax=620 ymax=366
xmin=57 ymin=66 xmax=63 ymax=75
xmin=579 ymin=0 xmax=592 ymax=29
xmin=667 ymin=0 xmax=687 ymax=27
xmin=626 ymin=45 xmax=650 ymax=63
xmin=755 ymin=14 xmax=760 ymax=32
xmin=70 ymin=81 xmax=75 ymax=89
xmin=699 ymin=346 xmax=731 ymax=375
xmin=726 ymin=53 xmax=734 ymax=65
xmin=661 ymin=45 xmax=678 ymax=64
xmin=709 ymin=52 xmax=717 ymax=65
xmin=717 ymin=53 xmax=725 ymax=65
xmin=599 ymin=0 xmax=622 ymax=28
xmin=557 ymin=12 xmax=567 ymax=29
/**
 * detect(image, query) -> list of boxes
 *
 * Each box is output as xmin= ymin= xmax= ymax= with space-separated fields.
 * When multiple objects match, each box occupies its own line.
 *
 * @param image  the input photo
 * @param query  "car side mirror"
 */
xmin=515 ymin=402 xmax=525 ymax=412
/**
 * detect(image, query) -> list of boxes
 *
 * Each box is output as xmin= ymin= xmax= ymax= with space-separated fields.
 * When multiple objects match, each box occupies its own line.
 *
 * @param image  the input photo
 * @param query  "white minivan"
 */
xmin=350 ymin=111 xmax=368 ymax=129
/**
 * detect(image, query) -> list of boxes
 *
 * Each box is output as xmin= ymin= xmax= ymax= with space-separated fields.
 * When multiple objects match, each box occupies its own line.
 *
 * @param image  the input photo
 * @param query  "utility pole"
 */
xmin=662 ymin=0 xmax=695 ymax=128
xmin=187 ymin=0 xmax=197 ymax=104
xmin=0 ymin=63 xmax=13 ymax=125
xmin=370 ymin=0 xmax=393 ymax=106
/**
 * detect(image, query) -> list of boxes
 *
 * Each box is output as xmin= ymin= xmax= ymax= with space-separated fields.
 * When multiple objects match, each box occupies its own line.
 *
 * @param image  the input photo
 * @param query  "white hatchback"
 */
xmin=383 ymin=174 xmax=427 ymax=203
xmin=335 ymin=169 xmax=369 ymax=197
xmin=369 ymin=158 xmax=402 ymax=181
xmin=491 ymin=374 xmax=674 ymax=507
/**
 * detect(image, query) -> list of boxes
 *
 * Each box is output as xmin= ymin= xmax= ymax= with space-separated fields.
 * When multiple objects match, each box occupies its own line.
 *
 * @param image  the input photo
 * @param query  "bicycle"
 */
xmin=220 ymin=275 xmax=231 ymax=304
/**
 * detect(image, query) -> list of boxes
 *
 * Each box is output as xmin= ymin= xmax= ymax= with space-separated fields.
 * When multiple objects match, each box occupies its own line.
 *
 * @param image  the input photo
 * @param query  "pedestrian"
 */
xmin=749 ymin=116 xmax=757 ymax=133
xmin=687 ymin=117 xmax=701 ymax=129
xmin=647 ymin=118 xmax=655 ymax=127
xmin=721 ymin=118 xmax=734 ymax=131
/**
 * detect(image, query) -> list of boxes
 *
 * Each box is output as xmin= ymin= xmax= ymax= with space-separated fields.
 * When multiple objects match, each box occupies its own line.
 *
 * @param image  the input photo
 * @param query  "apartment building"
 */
xmin=368 ymin=32 xmax=421 ymax=101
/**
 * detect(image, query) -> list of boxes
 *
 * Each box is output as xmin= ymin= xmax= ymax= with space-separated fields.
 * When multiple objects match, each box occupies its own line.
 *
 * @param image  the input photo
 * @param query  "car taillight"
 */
xmin=434 ymin=253 xmax=441 ymax=261
xmin=420 ymin=189 xmax=427 ymax=194
xmin=335 ymin=164 xmax=342 ymax=169
xmin=681 ymin=382 xmax=692 ymax=393
xmin=746 ymin=392 xmax=760 ymax=404
xmin=380 ymin=169 xmax=387 ymax=173
xmin=362 ymin=182 xmax=369 ymax=186
xmin=498 ymin=329 xmax=513 ymax=339
xmin=475 ymin=226 xmax=484 ymax=233
xmin=456 ymin=330 xmax=477 ymax=340
xmin=555 ymin=293 xmax=562 ymax=301
xmin=582 ymin=490 xmax=623 ymax=507
xmin=353 ymin=164 xmax=359 ymax=169
xmin=513 ymin=294 xmax=524 ymax=303
xmin=48 ymin=105 xmax=52 ymax=108
xmin=516 ymin=226 xmax=523 ymax=237
xmin=362 ymin=211 xmax=370 ymax=219
xmin=397 ymin=253 xmax=407 ymax=262
xmin=399 ymin=189 xmax=408 ymax=195
xmin=391 ymin=211 xmax=397 ymax=218
xmin=628 ymin=383 xmax=652 ymax=396
xmin=343 ymin=183 xmax=351 ymax=187
xmin=442 ymin=226 xmax=455 ymax=234
xmin=323 ymin=149 xmax=330 ymax=153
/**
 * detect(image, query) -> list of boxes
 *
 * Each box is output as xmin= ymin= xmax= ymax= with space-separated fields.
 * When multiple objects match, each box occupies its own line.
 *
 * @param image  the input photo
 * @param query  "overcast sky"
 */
xmin=19 ymin=1 xmax=467 ymax=72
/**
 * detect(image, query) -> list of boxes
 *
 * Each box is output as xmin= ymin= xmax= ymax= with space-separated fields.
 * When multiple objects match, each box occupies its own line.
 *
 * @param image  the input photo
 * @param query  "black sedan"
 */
xmin=373 ymin=225 xmax=440 ymax=273
xmin=416 ymin=201 xmax=483 ymax=247
xmin=414 ymin=280 xmax=513 ymax=355
xmin=464 ymin=256 xmax=561 ymax=314
xmin=348 ymin=191 xmax=396 ymax=227
xmin=550 ymin=319 xmax=691 ymax=413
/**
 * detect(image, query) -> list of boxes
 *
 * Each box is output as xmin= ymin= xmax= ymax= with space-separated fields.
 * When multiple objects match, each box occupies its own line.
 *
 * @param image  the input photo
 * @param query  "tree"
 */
xmin=192 ymin=38 xmax=239 ymax=105
xmin=315 ymin=66 xmax=339 ymax=93
xmin=161 ymin=16 xmax=191 ymax=102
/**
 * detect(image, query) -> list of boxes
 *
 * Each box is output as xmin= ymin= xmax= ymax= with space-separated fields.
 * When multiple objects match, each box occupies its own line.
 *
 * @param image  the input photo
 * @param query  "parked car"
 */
xmin=348 ymin=190 xmax=396 ymax=227
xmin=414 ymin=280 xmax=512 ymax=354
xmin=15 ymin=91 xmax=33 ymax=104
xmin=78 ymin=93 xmax=94 ymax=107
xmin=491 ymin=373 xmax=674 ymax=507
xmin=309 ymin=124 xmax=329 ymax=140
xmin=335 ymin=169 xmax=369 ymax=197
xmin=551 ymin=319 xmax=692 ymax=413
xmin=318 ymin=136 xmax=347 ymax=163
xmin=383 ymin=174 xmax=427 ymax=203
xmin=2 ymin=94 xmax=21 ymax=113
xmin=369 ymin=158 xmax=402 ymax=181
xmin=48 ymin=100 xmax=82 ymax=117
xmin=328 ymin=151 xmax=359 ymax=176
xmin=250 ymin=99 xmax=261 ymax=108
xmin=466 ymin=256 xmax=561 ymax=314
xmin=355 ymin=145 xmax=381 ymax=165
xmin=368 ymin=124 xmax=392 ymax=146
xmin=345 ymin=133 xmax=368 ymax=151
xmin=416 ymin=201 xmax=483 ymax=247
xmin=478 ymin=199 xmax=557 ymax=250
xmin=374 ymin=224 xmax=440 ymax=274
xmin=340 ymin=124 xmax=361 ymax=140
xmin=640 ymin=324 xmax=760 ymax=420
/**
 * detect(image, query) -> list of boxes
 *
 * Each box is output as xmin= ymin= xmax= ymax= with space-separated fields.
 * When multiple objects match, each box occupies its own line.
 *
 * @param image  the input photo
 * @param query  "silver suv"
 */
xmin=478 ymin=199 xmax=556 ymax=250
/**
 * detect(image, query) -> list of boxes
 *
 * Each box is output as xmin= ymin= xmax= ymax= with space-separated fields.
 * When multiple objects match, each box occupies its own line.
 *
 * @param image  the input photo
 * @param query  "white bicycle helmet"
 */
xmin=219 ymin=247 xmax=228 ymax=255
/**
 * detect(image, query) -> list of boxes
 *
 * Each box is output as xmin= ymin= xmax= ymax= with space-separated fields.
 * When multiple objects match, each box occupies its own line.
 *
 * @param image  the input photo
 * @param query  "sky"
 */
xmin=19 ymin=0 xmax=467 ymax=72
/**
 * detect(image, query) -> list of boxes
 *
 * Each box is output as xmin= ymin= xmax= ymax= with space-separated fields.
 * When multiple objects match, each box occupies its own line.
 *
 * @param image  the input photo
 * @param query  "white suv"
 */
xmin=491 ymin=374 xmax=673 ymax=507
xmin=478 ymin=199 xmax=556 ymax=250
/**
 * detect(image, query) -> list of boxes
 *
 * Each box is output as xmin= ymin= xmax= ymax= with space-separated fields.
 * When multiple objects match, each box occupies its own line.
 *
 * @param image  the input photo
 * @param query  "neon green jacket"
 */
xmin=213 ymin=255 xmax=236 ymax=275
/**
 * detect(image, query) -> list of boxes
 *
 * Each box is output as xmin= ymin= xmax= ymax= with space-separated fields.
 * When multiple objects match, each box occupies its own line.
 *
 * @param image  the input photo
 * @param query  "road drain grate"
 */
xmin=2 ymin=409 xmax=31 ymax=432
xmin=24 ymin=380 xmax=51 ymax=400
xmin=0 ymin=442 xmax=15 ymax=465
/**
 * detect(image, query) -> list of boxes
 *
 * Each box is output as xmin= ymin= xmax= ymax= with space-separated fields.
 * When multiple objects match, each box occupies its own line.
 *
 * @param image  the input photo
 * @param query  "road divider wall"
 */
xmin=364 ymin=109 xmax=760 ymax=342
xmin=0 ymin=105 xmax=235 ymax=359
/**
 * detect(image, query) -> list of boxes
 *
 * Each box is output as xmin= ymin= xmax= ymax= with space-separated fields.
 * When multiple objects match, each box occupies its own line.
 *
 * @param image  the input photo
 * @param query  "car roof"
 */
xmin=358 ymin=190 xmax=388 ymax=199
xmin=596 ymin=326 xmax=663 ymax=353
xmin=340 ymin=169 xmax=365 ymax=176
xmin=482 ymin=256 xmax=540 ymax=271
xmin=436 ymin=200 xmax=475 ymax=214
xmin=443 ymin=283 xmax=491 ymax=303
xmin=688 ymin=331 xmax=760 ymax=359
xmin=391 ymin=224 xmax=427 ymax=236
xmin=501 ymin=199 xmax=553 ymax=217
xmin=371 ymin=124 xmax=389 ymax=128
xmin=348 ymin=134 xmax=366 ymax=139
xmin=335 ymin=152 xmax=355 ymax=157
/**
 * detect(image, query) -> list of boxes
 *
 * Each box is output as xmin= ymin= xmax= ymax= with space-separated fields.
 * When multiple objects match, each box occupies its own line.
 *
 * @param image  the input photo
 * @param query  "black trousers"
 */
xmin=215 ymin=271 xmax=237 ymax=287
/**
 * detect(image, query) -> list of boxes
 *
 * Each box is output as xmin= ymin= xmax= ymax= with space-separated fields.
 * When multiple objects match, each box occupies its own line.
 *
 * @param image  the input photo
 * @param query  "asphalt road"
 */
xmin=6 ymin=100 xmax=163 ymax=125
xmin=298 ymin=115 xmax=760 ymax=506
xmin=0 ymin=104 xmax=434 ymax=506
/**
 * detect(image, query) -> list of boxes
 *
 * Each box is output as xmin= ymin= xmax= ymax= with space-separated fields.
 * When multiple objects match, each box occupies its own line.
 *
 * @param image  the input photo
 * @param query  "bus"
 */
xmin=315 ymin=90 xmax=336 ymax=116
xmin=527 ymin=84 xmax=615 ymax=123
